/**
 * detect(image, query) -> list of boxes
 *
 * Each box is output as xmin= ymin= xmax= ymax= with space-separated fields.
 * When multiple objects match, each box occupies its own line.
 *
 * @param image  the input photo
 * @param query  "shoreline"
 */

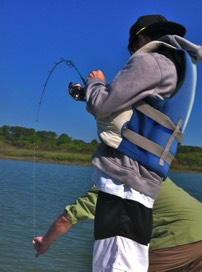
xmin=1 ymin=154 xmax=202 ymax=174
xmin=0 ymin=154 xmax=92 ymax=167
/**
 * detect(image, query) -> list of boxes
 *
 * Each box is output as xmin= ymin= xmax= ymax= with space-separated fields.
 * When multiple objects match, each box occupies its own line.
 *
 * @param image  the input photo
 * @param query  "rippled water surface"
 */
xmin=1 ymin=159 xmax=202 ymax=271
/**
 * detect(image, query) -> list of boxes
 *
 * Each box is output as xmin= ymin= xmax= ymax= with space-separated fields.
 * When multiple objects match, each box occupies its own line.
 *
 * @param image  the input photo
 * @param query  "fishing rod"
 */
xmin=33 ymin=58 xmax=86 ymax=237
xmin=35 ymin=58 xmax=86 ymax=124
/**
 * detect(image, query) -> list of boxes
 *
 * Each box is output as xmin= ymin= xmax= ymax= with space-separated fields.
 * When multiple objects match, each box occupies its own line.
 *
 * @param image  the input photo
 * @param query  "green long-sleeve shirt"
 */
xmin=65 ymin=178 xmax=202 ymax=251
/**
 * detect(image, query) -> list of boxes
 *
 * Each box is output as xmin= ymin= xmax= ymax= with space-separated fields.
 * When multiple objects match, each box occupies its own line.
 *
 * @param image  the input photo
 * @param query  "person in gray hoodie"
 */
xmin=33 ymin=15 xmax=202 ymax=272
xmin=85 ymin=14 xmax=202 ymax=272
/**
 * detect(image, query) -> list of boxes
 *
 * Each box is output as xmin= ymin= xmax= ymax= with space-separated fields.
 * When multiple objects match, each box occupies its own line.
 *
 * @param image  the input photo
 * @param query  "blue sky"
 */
xmin=1 ymin=0 xmax=202 ymax=146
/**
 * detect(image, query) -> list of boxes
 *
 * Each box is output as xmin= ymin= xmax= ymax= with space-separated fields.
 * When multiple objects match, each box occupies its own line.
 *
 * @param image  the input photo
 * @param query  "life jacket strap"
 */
xmin=134 ymin=101 xmax=183 ymax=143
xmin=123 ymin=127 xmax=174 ymax=166
xmin=123 ymin=100 xmax=184 ymax=167
xmin=159 ymin=119 xmax=182 ymax=166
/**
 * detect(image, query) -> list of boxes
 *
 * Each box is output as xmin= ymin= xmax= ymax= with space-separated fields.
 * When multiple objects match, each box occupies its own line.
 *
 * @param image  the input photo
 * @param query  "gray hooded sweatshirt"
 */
xmin=85 ymin=35 xmax=202 ymax=199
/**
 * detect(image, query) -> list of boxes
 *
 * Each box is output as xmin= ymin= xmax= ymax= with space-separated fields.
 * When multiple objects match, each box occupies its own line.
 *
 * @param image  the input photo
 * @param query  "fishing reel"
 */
xmin=68 ymin=82 xmax=86 ymax=102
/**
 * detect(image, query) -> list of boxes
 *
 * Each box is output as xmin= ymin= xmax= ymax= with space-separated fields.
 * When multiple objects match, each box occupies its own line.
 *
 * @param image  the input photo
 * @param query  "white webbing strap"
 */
xmin=159 ymin=119 xmax=182 ymax=165
xmin=123 ymin=100 xmax=183 ymax=166
xmin=123 ymin=128 xmax=174 ymax=165
xmin=135 ymin=101 xmax=183 ymax=143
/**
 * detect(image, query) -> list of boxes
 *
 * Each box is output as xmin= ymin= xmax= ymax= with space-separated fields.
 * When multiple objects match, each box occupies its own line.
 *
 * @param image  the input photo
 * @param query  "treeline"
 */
xmin=175 ymin=145 xmax=202 ymax=167
xmin=0 ymin=125 xmax=99 ymax=153
xmin=1 ymin=125 xmax=202 ymax=169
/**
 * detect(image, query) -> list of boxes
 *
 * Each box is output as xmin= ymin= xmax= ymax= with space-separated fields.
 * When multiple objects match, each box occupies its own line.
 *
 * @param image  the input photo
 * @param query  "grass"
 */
xmin=1 ymin=145 xmax=202 ymax=173
xmin=170 ymin=164 xmax=202 ymax=173
xmin=0 ymin=145 xmax=91 ymax=165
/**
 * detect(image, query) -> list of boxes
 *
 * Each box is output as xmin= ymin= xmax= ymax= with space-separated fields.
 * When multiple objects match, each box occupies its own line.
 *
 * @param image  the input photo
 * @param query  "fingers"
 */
xmin=87 ymin=70 xmax=106 ymax=83
xmin=35 ymin=252 xmax=41 ymax=258
xmin=32 ymin=237 xmax=43 ymax=258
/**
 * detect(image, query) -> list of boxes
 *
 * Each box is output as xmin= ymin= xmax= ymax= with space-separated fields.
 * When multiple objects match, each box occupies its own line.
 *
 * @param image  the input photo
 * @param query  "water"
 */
xmin=1 ymin=160 xmax=202 ymax=272
xmin=1 ymin=160 xmax=94 ymax=272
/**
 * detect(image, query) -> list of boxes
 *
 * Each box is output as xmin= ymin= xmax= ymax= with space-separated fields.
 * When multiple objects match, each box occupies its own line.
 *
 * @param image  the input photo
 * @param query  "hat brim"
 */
xmin=142 ymin=21 xmax=186 ymax=37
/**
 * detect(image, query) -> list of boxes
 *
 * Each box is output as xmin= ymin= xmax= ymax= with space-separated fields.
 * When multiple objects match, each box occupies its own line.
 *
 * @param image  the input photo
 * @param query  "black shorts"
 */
xmin=94 ymin=190 xmax=153 ymax=246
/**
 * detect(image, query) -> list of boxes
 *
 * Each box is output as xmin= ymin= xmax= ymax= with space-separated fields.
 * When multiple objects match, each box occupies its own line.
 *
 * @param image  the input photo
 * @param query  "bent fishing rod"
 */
xmin=33 ymin=58 xmax=86 ymax=237
xmin=35 ymin=58 xmax=86 ymax=124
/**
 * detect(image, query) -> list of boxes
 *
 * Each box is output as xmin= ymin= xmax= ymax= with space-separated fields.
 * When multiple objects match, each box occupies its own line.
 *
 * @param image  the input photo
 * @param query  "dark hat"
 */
xmin=128 ymin=15 xmax=186 ymax=50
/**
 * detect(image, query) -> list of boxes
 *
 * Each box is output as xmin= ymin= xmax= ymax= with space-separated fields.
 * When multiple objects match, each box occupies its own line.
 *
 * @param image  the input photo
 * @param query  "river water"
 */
xmin=1 ymin=159 xmax=202 ymax=271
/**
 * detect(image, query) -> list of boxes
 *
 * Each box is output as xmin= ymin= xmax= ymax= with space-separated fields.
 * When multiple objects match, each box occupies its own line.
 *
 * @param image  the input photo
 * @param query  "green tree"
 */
xmin=35 ymin=130 xmax=57 ymax=149
xmin=57 ymin=133 xmax=72 ymax=145
xmin=0 ymin=125 xmax=10 ymax=137
xmin=7 ymin=126 xmax=35 ymax=146
xmin=90 ymin=139 xmax=99 ymax=146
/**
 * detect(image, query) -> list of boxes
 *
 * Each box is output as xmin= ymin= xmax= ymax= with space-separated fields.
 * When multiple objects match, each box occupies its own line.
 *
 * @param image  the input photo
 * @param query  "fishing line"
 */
xmin=33 ymin=58 xmax=85 ymax=238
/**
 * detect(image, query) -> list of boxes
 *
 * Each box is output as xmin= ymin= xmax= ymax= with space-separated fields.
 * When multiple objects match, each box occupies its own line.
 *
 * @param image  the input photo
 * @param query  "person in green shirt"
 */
xmin=33 ymin=177 xmax=202 ymax=271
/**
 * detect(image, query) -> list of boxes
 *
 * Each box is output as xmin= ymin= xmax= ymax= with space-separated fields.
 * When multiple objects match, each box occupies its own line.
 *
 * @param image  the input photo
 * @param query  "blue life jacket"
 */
xmin=117 ymin=49 xmax=197 ymax=179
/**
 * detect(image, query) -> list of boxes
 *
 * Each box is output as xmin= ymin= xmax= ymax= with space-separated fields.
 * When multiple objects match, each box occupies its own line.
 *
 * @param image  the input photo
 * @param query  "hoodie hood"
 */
xmin=159 ymin=35 xmax=202 ymax=63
